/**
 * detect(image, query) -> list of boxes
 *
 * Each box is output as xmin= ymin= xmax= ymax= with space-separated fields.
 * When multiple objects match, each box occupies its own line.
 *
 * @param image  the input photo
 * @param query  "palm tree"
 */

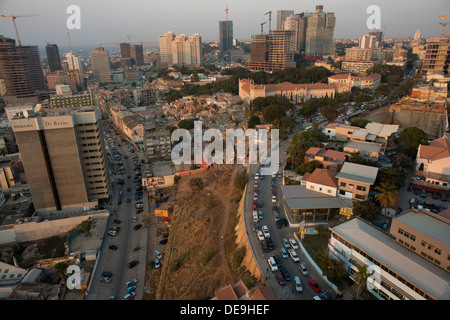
xmin=354 ymin=264 xmax=370 ymax=300
xmin=375 ymin=182 xmax=398 ymax=221
xmin=80 ymin=220 xmax=92 ymax=236
xmin=54 ymin=262 xmax=68 ymax=283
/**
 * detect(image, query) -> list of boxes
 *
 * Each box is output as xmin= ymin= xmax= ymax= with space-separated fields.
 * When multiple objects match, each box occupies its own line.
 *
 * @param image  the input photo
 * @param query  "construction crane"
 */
xmin=224 ymin=6 xmax=229 ymax=51
xmin=264 ymin=11 xmax=272 ymax=33
xmin=264 ymin=11 xmax=272 ymax=73
xmin=126 ymin=34 xmax=136 ymax=44
xmin=1 ymin=14 xmax=39 ymax=46
xmin=439 ymin=15 xmax=450 ymax=38
xmin=260 ymin=22 xmax=267 ymax=35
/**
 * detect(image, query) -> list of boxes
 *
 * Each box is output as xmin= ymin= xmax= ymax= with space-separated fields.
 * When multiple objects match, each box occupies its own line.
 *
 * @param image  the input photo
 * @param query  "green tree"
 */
xmin=191 ymin=73 xmax=200 ymax=82
xmin=263 ymin=104 xmax=285 ymax=124
xmin=379 ymin=167 xmax=406 ymax=189
xmin=54 ymin=262 xmax=68 ymax=283
xmin=348 ymin=151 xmax=363 ymax=164
xmin=247 ymin=115 xmax=261 ymax=129
xmin=374 ymin=182 xmax=398 ymax=217
xmin=374 ymin=84 xmax=389 ymax=96
xmin=351 ymin=118 xmax=371 ymax=128
xmin=177 ymin=119 xmax=195 ymax=130
xmin=354 ymin=265 xmax=370 ymax=300
xmin=296 ymin=160 xmax=323 ymax=175
xmin=352 ymin=200 xmax=379 ymax=221
xmin=398 ymin=127 xmax=428 ymax=158
xmin=81 ymin=220 xmax=92 ymax=236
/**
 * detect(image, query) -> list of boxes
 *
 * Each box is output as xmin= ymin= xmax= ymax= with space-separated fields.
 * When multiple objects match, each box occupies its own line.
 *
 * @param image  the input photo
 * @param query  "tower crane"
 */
xmin=439 ymin=15 xmax=450 ymax=38
xmin=260 ymin=22 xmax=267 ymax=35
xmin=225 ymin=6 xmax=229 ymax=51
xmin=1 ymin=14 xmax=39 ymax=46
xmin=126 ymin=34 xmax=136 ymax=44
xmin=264 ymin=11 xmax=272 ymax=33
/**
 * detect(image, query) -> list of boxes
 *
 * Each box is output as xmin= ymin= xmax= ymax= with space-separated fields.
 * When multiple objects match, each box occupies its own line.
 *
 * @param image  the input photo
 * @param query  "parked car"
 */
xmin=289 ymin=238 xmax=299 ymax=249
xmin=280 ymin=247 xmax=289 ymax=259
xmin=100 ymin=276 xmax=112 ymax=283
xmin=109 ymin=245 xmax=118 ymax=250
xmin=420 ymin=189 xmax=427 ymax=198
xmin=155 ymin=250 xmax=163 ymax=260
xmin=279 ymin=266 xmax=291 ymax=281
xmin=282 ymin=238 xmax=291 ymax=249
xmin=155 ymin=259 xmax=161 ymax=269
xmin=275 ymin=273 xmax=286 ymax=286
xmin=159 ymin=238 xmax=168 ymax=245
xmin=257 ymin=230 xmax=265 ymax=241
xmin=432 ymin=192 xmax=439 ymax=199
xmin=266 ymin=237 xmax=275 ymax=250
xmin=102 ymin=271 xmax=112 ymax=278
xmin=127 ymin=260 xmax=139 ymax=269
xmin=125 ymin=279 xmax=137 ymax=287
xmin=441 ymin=193 xmax=447 ymax=202
xmin=262 ymin=225 xmax=270 ymax=238
xmin=273 ymin=255 xmax=283 ymax=267
xmin=294 ymin=276 xmax=303 ymax=293
xmin=299 ymin=264 xmax=309 ymax=276
xmin=133 ymin=224 xmax=142 ymax=231
xmin=113 ymin=219 xmax=121 ymax=224
xmin=289 ymin=249 xmax=300 ymax=262
xmin=308 ymin=279 xmax=321 ymax=292
xmin=126 ymin=285 xmax=136 ymax=293
xmin=147 ymin=260 xmax=154 ymax=269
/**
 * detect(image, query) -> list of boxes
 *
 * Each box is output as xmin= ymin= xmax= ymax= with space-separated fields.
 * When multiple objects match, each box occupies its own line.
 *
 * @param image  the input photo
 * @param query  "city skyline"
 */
xmin=0 ymin=0 xmax=448 ymax=49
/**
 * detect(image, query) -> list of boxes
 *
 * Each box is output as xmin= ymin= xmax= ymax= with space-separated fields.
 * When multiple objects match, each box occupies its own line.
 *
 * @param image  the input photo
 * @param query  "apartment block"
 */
xmin=335 ymin=162 xmax=379 ymax=201
xmin=50 ymin=93 xmax=92 ymax=108
xmin=90 ymin=47 xmax=111 ymax=83
xmin=421 ymin=37 xmax=450 ymax=77
xmin=159 ymin=32 xmax=202 ymax=68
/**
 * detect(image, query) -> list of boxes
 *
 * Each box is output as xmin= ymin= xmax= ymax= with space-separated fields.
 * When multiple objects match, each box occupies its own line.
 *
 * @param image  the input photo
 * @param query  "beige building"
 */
xmin=328 ymin=73 xmax=381 ymax=91
xmin=421 ymin=37 xmax=450 ymax=77
xmin=239 ymin=78 xmax=335 ymax=104
xmin=341 ymin=60 xmax=375 ymax=75
xmin=10 ymin=107 xmax=109 ymax=210
xmin=159 ymin=32 xmax=202 ymax=68
xmin=90 ymin=47 xmax=111 ymax=83
xmin=391 ymin=209 xmax=450 ymax=272
xmin=50 ymin=93 xmax=92 ymax=108
xmin=336 ymin=162 xmax=378 ymax=201
xmin=144 ymin=124 xmax=172 ymax=161
xmin=0 ymin=159 xmax=15 ymax=191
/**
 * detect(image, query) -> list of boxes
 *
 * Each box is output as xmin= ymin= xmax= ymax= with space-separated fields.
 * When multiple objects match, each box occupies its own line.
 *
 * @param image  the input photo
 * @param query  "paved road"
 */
xmin=243 ymin=124 xmax=334 ymax=300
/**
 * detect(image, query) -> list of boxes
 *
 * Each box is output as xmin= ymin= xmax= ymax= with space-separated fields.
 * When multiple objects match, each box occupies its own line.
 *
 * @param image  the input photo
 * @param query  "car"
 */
xmin=102 ymin=271 xmax=112 ymax=278
xmin=262 ymin=225 xmax=270 ymax=238
xmin=289 ymin=238 xmax=299 ymax=249
xmin=163 ymin=233 xmax=169 ymax=238
xmin=155 ymin=259 xmax=161 ymax=268
xmin=279 ymin=266 xmax=291 ymax=281
xmin=126 ymin=285 xmax=137 ymax=293
xmin=155 ymin=250 xmax=163 ymax=260
xmin=159 ymin=238 xmax=168 ymax=245
xmin=133 ymin=224 xmax=142 ymax=231
xmin=294 ymin=276 xmax=303 ymax=293
xmin=125 ymin=279 xmax=137 ymax=287
xmin=413 ymin=188 xmax=420 ymax=195
xmin=272 ymin=195 xmax=277 ymax=203
xmin=253 ymin=194 xmax=258 ymax=200
xmin=266 ymin=237 xmax=275 ymax=250
xmin=299 ymin=264 xmax=309 ymax=276
xmin=280 ymin=248 xmax=289 ymax=259
xmin=275 ymin=219 xmax=282 ymax=228
xmin=272 ymin=206 xmax=278 ymax=214
xmin=420 ymin=189 xmax=427 ymax=198
xmin=147 ymin=260 xmax=154 ymax=269
xmin=257 ymin=230 xmax=265 ymax=241
xmin=261 ymin=239 xmax=270 ymax=253
xmin=109 ymin=245 xmax=118 ymax=250
xmin=308 ymin=279 xmax=321 ymax=292
xmin=432 ymin=192 xmax=439 ymax=199
xmin=319 ymin=291 xmax=332 ymax=300
xmin=122 ymin=292 xmax=135 ymax=300
xmin=281 ymin=218 xmax=288 ymax=227
xmin=282 ymin=238 xmax=291 ymax=249
xmin=253 ymin=181 xmax=258 ymax=187
xmin=273 ymin=255 xmax=283 ymax=267
xmin=100 ymin=276 xmax=112 ymax=283
xmin=268 ymin=257 xmax=278 ymax=271
xmin=131 ymin=216 xmax=138 ymax=222
xmin=284 ymin=149 xmax=288 ymax=155
xmin=127 ymin=260 xmax=139 ymax=269
xmin=126 ymin=198 xmax=131 ymax=203
xmin=113 ymin=219 xmax=121 ymax=224
xmin=107 ymin=296 xmax=115 ymax=300
xmin=289 ymin=249 xmax=300 ymax=262
xmin=275 ymin=273 xmax=286 ymax=286
xmin=108 ymin=230 xmax=118 ymax=237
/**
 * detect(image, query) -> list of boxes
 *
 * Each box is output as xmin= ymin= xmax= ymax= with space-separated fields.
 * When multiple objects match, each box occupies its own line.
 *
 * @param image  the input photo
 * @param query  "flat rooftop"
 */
xmin=281 ymin=185 xmax=353 ymax=210
xmin=394 ymin=210 xmax=450 ymax=247
xmin=344 ymin=140 xmax=382 ymax=153
xmin=336 ymin=162 xmax=379 ymax=185
xmin=331 ymin=218 xmax=450 ymax=300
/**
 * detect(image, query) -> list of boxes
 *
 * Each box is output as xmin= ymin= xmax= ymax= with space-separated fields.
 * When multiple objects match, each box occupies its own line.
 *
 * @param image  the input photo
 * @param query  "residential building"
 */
xmin=344 ymin=140 xmax=381 ymax=160
xmin=277 ymin=10 xmax=295 ymax=30
xmin=341 ymin=60 xmax=375 ymax=75
xmin=46 ymin=70 xmax=72 ymax=91
xmin=301 ymin=168 xmax=339 ymax=196
xmin=420 ymin=37 xmax=450 ymax=77
xmin=219 ymin=20 xmax=234 ymax=53
xmin=144 ymin=124 xmax=172 ymax=161
xmin=359 ymin=34 xmax=379 ymax=49
xmin=345 ymin=47 xmax=373 ymax=62
xmin=50 ymin=93 xmax=92 ymax=108
xmin=391 ymin=209 xmax=450 ymax=272
xmin=239 ymin=78 xmax=335 ymax=104
xmin=65 ymin=52 xmax=83 ymax=73
xmin=329 ymin=217 xmax=450 ymax=300
xmin=90 ymin=47 xmax=111 ymax=83
xmin=414 ymin=30 xmax=421 ymax=42
xmin=159 ymin=32 xmax=202 ymax=68
xmin=304 ymin=147 xmax=346 ymax=171
xmin=130 ymin=44 xmax=144 ymax=65
xmin=45 ymin=44 xmax=62 ymax=72
xmin=0 ymin=159 xmax=15 ymax=191
xmin=335 ymin=162 xmax=379 ymax=201
xmin=0 ymin=36 xmax=47 ymax=104
xmin=120 ymin=42 xmax=131 ymax=59
xmin=415 ymin=136 xmax=450 ymax=191
xmin=328 ymin=73 xmax=382 ymax=91
xmin=10 ymin=107 xmax=109 ymax=210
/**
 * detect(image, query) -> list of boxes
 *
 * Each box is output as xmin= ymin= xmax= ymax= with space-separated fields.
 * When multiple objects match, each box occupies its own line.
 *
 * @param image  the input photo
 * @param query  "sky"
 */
xmin=0 ymin=0 xmax=449 ymax=51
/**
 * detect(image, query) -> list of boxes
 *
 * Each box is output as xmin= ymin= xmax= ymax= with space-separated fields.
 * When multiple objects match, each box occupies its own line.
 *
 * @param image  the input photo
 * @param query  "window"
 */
xmin=340 ymin=182 xmax=346 ymax=187
xmin=435 ymin=248 xmax=441 ymax=255
xmin=398 ymin=229 xmax=404 ymax=235
xmin=356 ymin=185 xmax=366 ymax=191
xmin=421 ymin=240 xmax=427 ymax=247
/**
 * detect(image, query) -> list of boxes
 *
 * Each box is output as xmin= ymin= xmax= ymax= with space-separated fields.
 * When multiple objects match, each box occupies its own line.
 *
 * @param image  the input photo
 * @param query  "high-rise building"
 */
xmin=0 ymin=36 xmax=47 ymax=104
xmin=46 ymin=44 xmax=62 ymax=72
xmin=414 ymin=30 xmax=421 ymax=42
xmin=130 ymin=44 xmax=144 ymax=65
xmin=159 ymin=32 xmax=202 ymax=68
xmin=120 ymin=42 xmax=131 ymax=59
xmin=248 ymin=30 xmax=295 ymax=72
xmin=91 ymin=47 xmax=111 ymax=83
xmin=277 ymin=10 xmax=295 ymax=30
xmin=303 ymin=5 xmax=336 ymax=55
xmin=10 ymin=107 xmax=109 ymax=210
xmin=219 ymin=20 xmax=234 ymax=53
xmin=66 ymin=52 xmax=83 ymax=72
xmin=369 ymin=30 xmax=383 ymax=45
xmin=359 ymin=34 xmax=378 ymax=49
xmin=421 ymin=37 xmax=450 ymax=77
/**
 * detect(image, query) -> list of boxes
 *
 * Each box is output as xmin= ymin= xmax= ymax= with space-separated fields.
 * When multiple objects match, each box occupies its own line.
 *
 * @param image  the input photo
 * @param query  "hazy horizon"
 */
xmin=1 ymin=0 xmax=449 ymax=49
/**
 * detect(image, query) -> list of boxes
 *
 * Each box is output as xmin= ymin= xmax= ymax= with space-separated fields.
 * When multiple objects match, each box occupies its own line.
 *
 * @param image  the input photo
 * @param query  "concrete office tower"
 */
xmin=66 ymin=51 xmax=83 ymax=72
xmin=159 ymin=32 xmax=202 ymax=68
xmin=283 ymin=14 xmax=304 ymax=54
xmin=10 ymin=107 xmax=109 ymax=210
xmin=219 ymin=20 xmax=234 ymax=53
xmin=130 ymin=44 xmax=144 ymax=65
xmin=120 ymin=42 xmax=131 ymax=59
xmin=369 ymin=30 xmax=383 ymax=46
xmin=46 ymin=43 xmax=62 ymax=72
xmin=303 ymin=5 xmax=336 ymax=55
xmin=248 ymin=34 xmax=269 ymax=71
xmin=359 ymin=34 xmax=378 ymax=49
xmin=90 ymin=47 xmax=111 ymax=83
xmin=421 ymin=37 xmax=450 ymax=77
xmin=0 ymin=36 xmax=47 ymax=104
xmin=277 ymin=10 xmax=294 ymax=30
xmin=414 ymin=30 xmax=421 ymax=42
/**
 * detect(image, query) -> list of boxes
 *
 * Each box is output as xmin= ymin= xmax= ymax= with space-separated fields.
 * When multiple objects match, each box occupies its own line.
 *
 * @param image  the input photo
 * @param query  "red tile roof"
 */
xmin=306 ymin=147 xmax=322 ymax=155
xmin=323 ymin=149 xmax=347 ymax=161
xmin=418 ymin=137 xmax=450 ymax=161
xmin=302 ymin=168 xmax=339 ymax=188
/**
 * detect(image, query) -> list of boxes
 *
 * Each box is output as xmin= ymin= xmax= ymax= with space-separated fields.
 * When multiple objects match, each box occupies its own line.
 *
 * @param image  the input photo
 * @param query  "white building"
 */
xmin=416 ymin=136 xmax=450 ymax=190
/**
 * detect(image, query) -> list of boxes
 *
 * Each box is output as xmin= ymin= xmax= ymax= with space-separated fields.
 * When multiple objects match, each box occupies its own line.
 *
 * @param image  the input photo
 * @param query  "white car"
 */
xmin=282 ymin=238 xmax=291 ymax=249
xmin=299 ymin=264 xmax=309 ymax=276
xmin=294 ymin=276 xmax=303 ymax=293
xmin=131 ymin=216 xmax=137 ymax=223
xmin=257 ymin=230 xmax=265 ymax=241
xmin=155 ymin=250 xmax=163 ymax=260
xmin=253 ymin=194 xmax=258 ymax=200
xmin=289 ymin=249 xmax=300 ymax=262
xmin=289 ymin=238 xmax=299 ymax=250
xmin=253 ymin=181 xmax=258 ymax=187
xmin=272 ymin=195 xmax=277 ymax=203
xmin=262 ymin=225 xmax=270 ymax=238
xmin=108 ymin=230 xmax=118 ymax=237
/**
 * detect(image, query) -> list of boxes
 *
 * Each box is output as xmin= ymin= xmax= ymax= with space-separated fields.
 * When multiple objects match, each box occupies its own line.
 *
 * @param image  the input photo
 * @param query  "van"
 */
xmin=253 ymin=211 xmax=259 ymax=223
xmin=125 ymin=279 xmax=137 ymax=287
xmin=268 ymin=257 xmax=278 ymax=272
xmin=294 ymin=276 xmax=303 ymax=293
